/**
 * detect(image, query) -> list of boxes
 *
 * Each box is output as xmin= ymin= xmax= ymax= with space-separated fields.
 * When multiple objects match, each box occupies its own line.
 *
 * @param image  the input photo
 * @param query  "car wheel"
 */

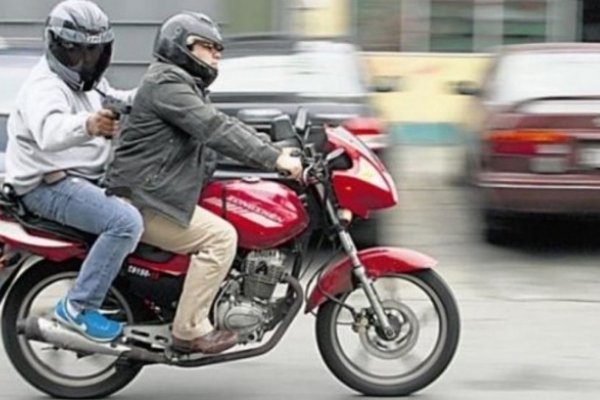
xmin=482 ymin=211 xmax=511 ymax=246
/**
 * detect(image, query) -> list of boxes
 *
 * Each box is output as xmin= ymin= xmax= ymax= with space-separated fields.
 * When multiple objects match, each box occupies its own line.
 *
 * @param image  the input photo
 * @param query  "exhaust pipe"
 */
xmin=17 ymin=317 xmax=166 ymax=364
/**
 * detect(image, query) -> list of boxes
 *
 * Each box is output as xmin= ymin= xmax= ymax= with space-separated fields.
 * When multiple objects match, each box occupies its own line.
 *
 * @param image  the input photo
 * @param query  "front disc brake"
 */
xmin=357 ymin=300 xmax=420 ymax=360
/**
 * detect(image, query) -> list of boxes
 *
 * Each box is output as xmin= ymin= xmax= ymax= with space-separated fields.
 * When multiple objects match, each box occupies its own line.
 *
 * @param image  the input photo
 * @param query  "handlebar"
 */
xmin=285 ymin=147 xmax=329 ymax=184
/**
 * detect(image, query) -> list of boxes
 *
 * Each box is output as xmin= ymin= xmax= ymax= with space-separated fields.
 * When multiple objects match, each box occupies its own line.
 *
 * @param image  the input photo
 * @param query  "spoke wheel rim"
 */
xmin=16 ymin=271 xmax=133 ymax=387
xmin=329 ymin=273 xmax=448 ymax=385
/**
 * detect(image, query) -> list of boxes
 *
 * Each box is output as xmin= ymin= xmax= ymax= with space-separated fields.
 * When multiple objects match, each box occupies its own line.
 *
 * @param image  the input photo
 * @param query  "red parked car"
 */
xmin=456 ymin=43 xmax=600 ymax=243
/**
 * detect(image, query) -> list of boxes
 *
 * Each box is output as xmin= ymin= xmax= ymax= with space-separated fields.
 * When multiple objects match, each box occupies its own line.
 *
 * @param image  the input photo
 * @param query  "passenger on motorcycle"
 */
xmin=104 ymin=12 xmax=303 ymax=354
xmin=4 ymin=0 xmax=143 ymax=342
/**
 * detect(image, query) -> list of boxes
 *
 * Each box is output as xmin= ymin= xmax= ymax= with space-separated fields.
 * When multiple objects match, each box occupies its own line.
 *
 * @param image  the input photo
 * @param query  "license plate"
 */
xmin=578 ymin=147 xmax=600 ymax=168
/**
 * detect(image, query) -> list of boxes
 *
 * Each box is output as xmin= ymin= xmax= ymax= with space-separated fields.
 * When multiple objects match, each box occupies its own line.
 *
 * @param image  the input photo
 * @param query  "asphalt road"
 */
xmin=2 ymin=144 xmax=600 ymax=399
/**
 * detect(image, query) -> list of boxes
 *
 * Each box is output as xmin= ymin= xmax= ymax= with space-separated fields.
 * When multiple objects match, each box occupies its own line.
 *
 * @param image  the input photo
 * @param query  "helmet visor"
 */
xmin=55 ymin=41 xmax=111 ymax=74
xmin=49 ymin=36 xmax=113 ymax=90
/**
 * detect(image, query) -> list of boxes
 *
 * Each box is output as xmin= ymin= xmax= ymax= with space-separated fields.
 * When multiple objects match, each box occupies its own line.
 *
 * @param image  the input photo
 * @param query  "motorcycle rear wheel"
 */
xmin=2 ymin=261 xmax=144 ymax=399
xmin=315 ymin=269 xmax=459 ymax=396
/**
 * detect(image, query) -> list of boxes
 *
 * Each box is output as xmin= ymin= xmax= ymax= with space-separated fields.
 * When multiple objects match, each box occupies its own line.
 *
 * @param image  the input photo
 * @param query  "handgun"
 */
xmin=95 ymin=88 xmax=132 ymax=120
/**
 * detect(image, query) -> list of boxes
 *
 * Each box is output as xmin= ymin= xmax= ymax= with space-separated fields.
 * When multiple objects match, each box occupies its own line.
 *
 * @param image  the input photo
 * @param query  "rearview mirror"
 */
xmin=294 ymin=108 xmax=309 ymax=138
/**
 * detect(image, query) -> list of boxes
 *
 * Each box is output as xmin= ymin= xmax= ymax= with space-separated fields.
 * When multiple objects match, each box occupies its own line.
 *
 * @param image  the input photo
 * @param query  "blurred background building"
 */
xmin=0 ymin=0 xmax=598 ymax=143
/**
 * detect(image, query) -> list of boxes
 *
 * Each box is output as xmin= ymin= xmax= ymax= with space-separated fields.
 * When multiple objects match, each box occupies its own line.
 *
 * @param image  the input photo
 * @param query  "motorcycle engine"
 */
xmin=215 ymin=250 xmax=286 ymax=343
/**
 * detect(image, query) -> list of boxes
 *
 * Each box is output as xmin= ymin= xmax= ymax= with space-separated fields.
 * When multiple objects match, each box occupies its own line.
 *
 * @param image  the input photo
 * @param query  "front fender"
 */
xmin=305 ymin=247 xmax=437 ymax=313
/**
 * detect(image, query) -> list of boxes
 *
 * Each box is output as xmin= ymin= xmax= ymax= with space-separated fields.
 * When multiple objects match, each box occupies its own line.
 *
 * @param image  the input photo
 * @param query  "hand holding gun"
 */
xmin=95 ymin=88 xmax=132 ymax=120
xmin=87 ymin=88 xmax=132 ymax=138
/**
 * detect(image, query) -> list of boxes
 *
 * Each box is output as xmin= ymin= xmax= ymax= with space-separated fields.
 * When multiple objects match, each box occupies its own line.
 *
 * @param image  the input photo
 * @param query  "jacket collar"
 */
xmin=193 ymin=77 xmax=209 ymax=95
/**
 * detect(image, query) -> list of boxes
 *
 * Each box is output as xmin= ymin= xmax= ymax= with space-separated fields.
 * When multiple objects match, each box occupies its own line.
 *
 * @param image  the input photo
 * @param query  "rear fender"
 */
xmin=0 ymin=249 xmax=43 ymax=304
xmin=0 ymin=219 xmax=80 ymax=304
xmin=0 ymin=220 xmax=85 ymax=261
xmin=305 ymin=247 xmax=437 ymax=313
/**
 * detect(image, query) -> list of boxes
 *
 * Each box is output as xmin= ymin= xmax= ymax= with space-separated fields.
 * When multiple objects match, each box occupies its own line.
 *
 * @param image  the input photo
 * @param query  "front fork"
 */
xmin=321 ymin=188 xmax=396 ymax=339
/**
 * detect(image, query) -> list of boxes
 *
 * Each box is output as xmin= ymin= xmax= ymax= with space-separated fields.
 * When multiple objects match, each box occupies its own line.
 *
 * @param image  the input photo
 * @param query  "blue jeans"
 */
xmin=21 ymin=177 xmax=143 ymax=312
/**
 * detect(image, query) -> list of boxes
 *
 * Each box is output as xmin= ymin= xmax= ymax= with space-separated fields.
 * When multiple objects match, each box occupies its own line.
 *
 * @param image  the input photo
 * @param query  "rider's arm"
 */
xmin=97 ymin=78 xmax=137 ymax=104
xmin=22 ymin=79 xmax=92 ymax=152
xmin=148 ymin=76 xmax=281 ymax=171
xmin=241 ymin=125 xmax=272 ymax=143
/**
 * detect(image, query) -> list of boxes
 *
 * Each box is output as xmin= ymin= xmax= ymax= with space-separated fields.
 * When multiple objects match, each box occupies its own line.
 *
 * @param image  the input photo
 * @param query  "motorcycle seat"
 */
xmin=21 ymin=216 xmax=173 ymax=262
xmin=0 ymin=184 xmax=174 ymax=263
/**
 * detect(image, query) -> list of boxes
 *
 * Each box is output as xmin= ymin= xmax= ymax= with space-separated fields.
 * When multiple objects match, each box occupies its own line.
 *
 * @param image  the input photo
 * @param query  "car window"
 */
xmin=488 ymin=52 xmax=600 ymax=104
xmin=212 ymin=51 xmax=365 ymax=97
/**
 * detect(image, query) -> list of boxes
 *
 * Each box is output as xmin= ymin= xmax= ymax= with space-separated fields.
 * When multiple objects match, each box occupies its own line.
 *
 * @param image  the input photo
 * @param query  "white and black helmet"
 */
xmin=153 ymin=12 xmax=224 ymax=87
xmin=45 ymin=0 xmax=114 ymax=91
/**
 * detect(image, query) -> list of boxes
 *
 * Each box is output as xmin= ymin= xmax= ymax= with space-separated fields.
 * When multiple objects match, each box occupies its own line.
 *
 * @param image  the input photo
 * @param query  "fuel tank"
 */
xmin=200 ymin=179 xmax=309 ymax=249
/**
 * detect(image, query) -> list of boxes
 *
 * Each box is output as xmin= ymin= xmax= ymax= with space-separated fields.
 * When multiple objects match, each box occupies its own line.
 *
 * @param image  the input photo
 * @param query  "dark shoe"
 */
xmin=172 ymin=330 xmax=239 ymax=354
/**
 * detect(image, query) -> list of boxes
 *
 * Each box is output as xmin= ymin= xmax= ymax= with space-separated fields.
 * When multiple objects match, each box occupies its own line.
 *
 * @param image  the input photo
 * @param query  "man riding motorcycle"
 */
xmin=4 ymin=0 xmax=143 ymax=343
xmin=104 ymin=12 xmax=303 ymax=354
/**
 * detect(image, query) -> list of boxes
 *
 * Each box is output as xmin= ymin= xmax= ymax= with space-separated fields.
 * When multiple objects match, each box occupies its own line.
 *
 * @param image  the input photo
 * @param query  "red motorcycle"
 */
xmin=0 ymin=110 xmax=459 ymax=398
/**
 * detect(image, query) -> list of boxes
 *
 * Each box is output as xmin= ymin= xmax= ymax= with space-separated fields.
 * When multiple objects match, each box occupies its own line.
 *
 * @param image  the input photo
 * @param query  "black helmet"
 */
xmin=45 ymin=0 xmax=114 ymax=91
xmin=153 ymin=12 xmax=224 ymax=87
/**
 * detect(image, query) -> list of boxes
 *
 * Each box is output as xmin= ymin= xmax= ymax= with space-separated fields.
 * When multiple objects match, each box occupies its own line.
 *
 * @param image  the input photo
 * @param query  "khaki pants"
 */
xmin=139 ymin=206 xmax=237 ymax=340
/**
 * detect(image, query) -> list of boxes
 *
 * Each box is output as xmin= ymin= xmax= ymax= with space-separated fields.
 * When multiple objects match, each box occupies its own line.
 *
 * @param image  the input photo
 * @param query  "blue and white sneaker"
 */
xmin=54 ymin=298 xmax=123 ymax=343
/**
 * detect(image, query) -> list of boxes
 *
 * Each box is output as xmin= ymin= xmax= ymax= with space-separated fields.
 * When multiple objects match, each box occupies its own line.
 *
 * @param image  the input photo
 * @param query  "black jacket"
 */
xmin=105 ymin=62 xmax=280 ymax=227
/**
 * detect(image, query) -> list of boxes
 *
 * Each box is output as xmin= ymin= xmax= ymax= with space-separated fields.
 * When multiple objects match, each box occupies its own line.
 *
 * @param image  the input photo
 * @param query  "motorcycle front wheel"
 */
xmin=2 ymin=261 xmax=144 ymax=399
xmin=315 ymin=269 xmax=460 ymax=396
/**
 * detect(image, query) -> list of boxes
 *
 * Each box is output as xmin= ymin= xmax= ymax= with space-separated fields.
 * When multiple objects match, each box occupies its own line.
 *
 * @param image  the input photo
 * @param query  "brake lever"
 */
xmin=280 ymin=147 xmax=321 ymax=183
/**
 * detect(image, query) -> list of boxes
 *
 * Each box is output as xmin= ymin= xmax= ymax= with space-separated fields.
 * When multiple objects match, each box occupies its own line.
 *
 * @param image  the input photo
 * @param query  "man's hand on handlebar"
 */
xmin=275 ymin=147 xmax=303 ymax=180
